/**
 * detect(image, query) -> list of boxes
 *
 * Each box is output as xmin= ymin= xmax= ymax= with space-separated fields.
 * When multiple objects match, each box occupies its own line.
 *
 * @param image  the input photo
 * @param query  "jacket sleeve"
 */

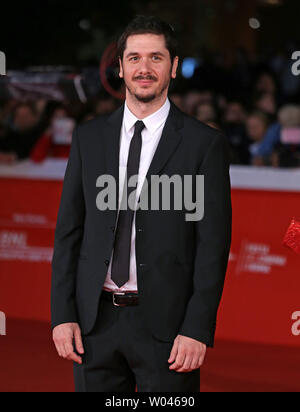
xmin=51 ymin=126 xmax=85 ymax=329
xmin=178 ymin=132 xmax=232 ymax=347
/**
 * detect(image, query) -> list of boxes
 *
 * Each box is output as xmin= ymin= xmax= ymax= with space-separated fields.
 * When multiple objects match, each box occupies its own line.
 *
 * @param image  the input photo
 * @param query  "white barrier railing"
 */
xmin=0 ymin=159 xmax=300 ymax=191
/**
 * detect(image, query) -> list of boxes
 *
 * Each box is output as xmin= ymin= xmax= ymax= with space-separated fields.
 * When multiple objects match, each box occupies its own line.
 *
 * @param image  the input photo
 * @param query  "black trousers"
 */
xmin=74 ymin=295 xmax=200 ymax=392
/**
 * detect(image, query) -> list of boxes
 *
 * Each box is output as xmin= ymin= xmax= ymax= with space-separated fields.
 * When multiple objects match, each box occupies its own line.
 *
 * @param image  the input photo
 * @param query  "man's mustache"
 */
xmin=133 ymin=75 xmax=157 ymax=81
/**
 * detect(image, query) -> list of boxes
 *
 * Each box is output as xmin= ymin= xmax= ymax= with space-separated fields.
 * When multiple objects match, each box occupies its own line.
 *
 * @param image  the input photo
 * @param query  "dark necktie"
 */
xmin=111 ymin=120 xmax=145 ymax=287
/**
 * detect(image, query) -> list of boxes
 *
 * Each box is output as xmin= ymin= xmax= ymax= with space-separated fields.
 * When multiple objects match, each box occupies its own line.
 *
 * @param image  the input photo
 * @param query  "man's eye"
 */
xmin=153 ymin=56 xmax=161 ymax=61
xmin=130 ymin=57 xmax=139 ymax=62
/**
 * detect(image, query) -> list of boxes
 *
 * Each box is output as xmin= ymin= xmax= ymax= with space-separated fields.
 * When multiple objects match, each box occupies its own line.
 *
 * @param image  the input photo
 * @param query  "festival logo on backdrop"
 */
xmin=234 ymin=240 xmax=287 ymax=275
xmin=0 ymin=229 xmax=53 ymax=263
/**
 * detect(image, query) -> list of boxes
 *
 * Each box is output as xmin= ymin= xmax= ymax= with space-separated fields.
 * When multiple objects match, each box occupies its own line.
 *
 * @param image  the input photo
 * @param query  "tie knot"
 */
xmin=134 ymin=120 xmax=145 ymax=135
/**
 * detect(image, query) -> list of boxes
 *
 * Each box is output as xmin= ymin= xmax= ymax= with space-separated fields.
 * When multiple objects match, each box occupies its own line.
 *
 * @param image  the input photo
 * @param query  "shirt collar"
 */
xmin=124 ymin=98 xmax=171 ymax=136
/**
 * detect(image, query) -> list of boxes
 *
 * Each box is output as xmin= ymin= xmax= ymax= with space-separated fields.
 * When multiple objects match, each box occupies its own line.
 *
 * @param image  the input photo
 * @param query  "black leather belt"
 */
xmin=101 ymin=290 xmax=139 ymax=307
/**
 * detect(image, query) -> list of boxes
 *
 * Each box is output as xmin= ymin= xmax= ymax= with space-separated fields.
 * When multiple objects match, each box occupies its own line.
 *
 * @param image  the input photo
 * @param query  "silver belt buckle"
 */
xmin=113 ymin=292 xmax=126 ymax=307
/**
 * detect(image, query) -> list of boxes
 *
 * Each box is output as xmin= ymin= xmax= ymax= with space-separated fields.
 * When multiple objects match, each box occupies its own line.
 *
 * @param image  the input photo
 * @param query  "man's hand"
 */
xmin=168 ymin=335 xmax=207 ymax=372
xmin=52 ymin=323 xmax=84 ymax=365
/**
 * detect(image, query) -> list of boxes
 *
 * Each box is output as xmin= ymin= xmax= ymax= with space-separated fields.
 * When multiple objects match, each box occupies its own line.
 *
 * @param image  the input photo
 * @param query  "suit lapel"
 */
xmin=140 ymin=102 xmax=184 ymax=196
xmin=105 ymin=104 xmax=125 ymax=211
xmin=144 ymin=102 xmax=183 ymax=180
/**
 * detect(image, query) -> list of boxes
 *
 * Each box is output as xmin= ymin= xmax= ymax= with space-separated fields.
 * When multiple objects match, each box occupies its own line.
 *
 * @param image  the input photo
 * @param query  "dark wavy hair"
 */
xmin=117 ymin=15 xmax=178 ymax=64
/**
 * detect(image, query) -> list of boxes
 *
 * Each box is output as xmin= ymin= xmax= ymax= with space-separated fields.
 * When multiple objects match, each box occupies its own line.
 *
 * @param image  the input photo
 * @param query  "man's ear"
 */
xmin=119 ymin=57 xmax=124 ymax=79
xmin=171 ymin=56 xmax=179 ymax=79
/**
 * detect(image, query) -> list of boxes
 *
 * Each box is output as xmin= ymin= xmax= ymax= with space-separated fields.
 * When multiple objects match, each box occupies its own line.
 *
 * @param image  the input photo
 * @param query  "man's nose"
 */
xmin=138 ymin=57 xmax=152 ymax=74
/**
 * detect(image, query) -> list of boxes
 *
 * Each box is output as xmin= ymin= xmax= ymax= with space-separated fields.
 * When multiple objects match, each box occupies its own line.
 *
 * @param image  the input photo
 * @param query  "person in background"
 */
xmin=222 ymin=101 xmax=250 ymax=165
xmin=0 ymin=102 xmax=44 ymax=164
xmin=270 ymin=105 xmax=300 ymax=168
xmin=93 ymin=93 xmax=117 ymax=116
xmin=194 ymin=102 xmax=220 ymax=130
xmin=255 ymin=72 xmax=277 ymax=95
xmin=169 ymin=92 xmax=185 ymax=112
xmin=182 ymin=90 xmax=203 ymax=116
xmin=34 ymin=98 xmax=48 ymax=119
xmin=246 ymin=111 xmax=270 ymax=166
xmin=30 ymin=102 xmax=75 ymax=163
xmin=253 ymin=105 xmax=300 ymax=168
xmin=254 ymin=92 xmax=277 ymax=122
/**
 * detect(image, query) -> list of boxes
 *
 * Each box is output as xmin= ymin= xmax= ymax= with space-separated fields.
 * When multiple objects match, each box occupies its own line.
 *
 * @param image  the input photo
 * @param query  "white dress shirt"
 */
xmin=103 ymin=97 xmax=171 ymax=292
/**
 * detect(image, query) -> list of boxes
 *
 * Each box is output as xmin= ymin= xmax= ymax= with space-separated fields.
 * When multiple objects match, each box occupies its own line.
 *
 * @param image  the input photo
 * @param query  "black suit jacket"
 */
xmin=51 ymin=101 xmax=232 ymax=347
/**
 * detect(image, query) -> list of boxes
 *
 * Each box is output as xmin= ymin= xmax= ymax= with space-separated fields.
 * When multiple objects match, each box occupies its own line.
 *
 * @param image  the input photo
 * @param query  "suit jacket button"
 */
xmin=111 ymin=226 xmax=115 ymax=233
xmin=104 ymin=260 xmax=109 ymax=266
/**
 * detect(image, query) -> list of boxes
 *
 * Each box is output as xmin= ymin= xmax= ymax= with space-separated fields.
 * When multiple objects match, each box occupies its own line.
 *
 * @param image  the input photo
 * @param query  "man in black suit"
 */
xmin=51 ymin=15 xmax=232 ymax=392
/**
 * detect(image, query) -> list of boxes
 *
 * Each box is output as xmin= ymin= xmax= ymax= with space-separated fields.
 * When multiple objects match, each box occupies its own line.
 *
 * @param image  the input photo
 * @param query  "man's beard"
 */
xmin=134 ymin=92 xmax=157 ymax=103
xmin=125 ymin=76 xmax=170 ymax=103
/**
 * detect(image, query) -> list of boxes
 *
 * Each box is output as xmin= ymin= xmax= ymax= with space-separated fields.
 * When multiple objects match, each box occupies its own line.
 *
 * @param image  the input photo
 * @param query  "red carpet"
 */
xmin=0 ymin=318 xmax=299 ymax=392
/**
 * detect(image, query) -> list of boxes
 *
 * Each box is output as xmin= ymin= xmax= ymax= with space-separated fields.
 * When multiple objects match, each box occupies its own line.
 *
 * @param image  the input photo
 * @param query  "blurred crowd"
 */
xmin=0 ymin=51 xmax=300 ymax=168
xmin=0 ymin=94 xmax=117 ymax=164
